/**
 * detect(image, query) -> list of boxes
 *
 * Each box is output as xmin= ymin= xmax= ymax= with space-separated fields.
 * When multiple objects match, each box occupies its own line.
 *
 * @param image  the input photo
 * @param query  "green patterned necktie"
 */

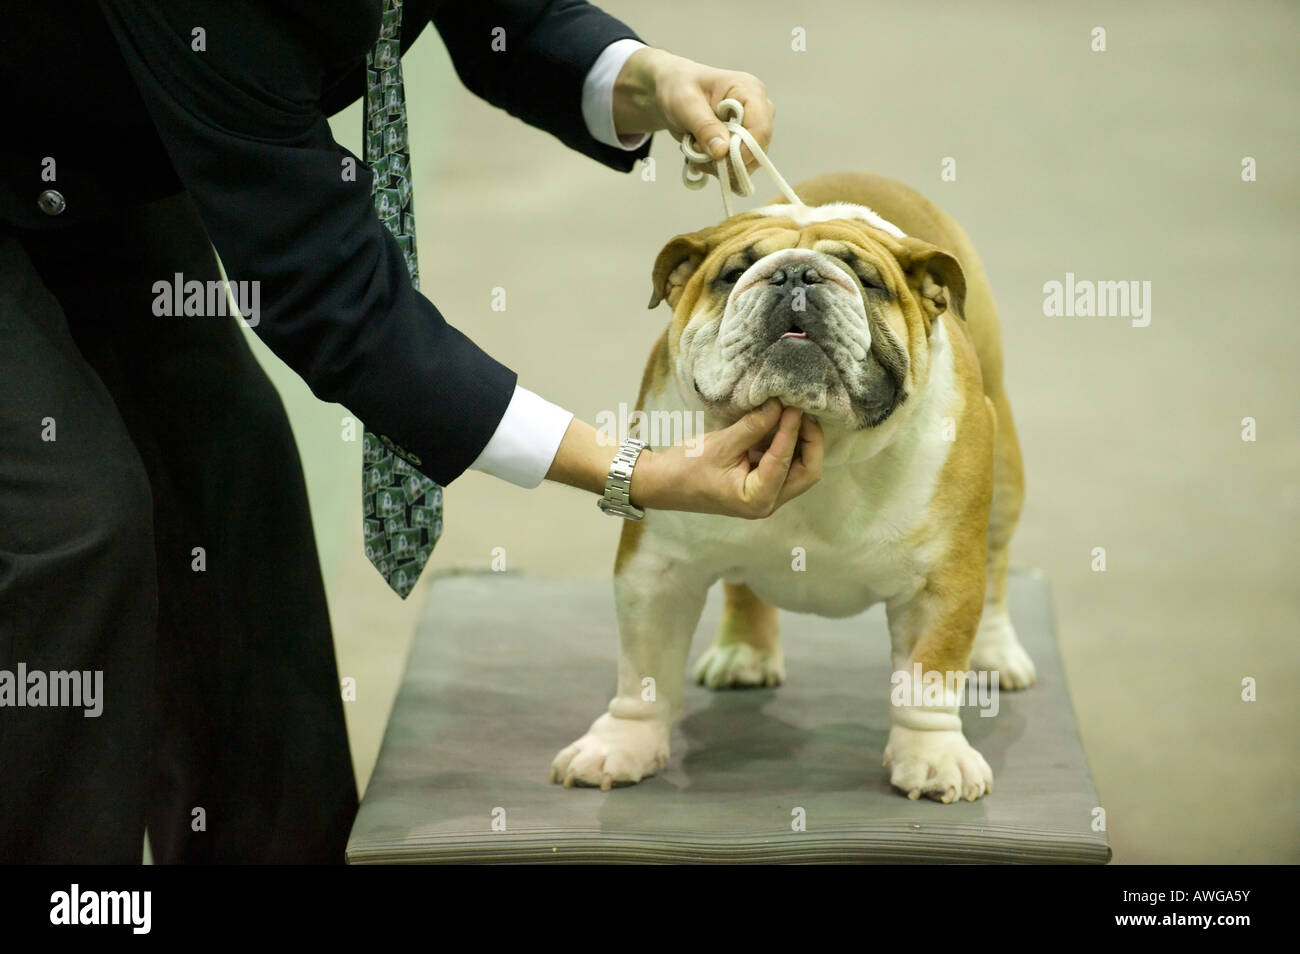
xmin=361 ymin=0 xmax=441 ymax=599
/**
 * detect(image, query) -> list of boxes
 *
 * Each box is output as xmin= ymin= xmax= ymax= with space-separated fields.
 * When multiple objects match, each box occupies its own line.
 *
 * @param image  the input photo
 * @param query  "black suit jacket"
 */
xmin=0 ymin=0 xmax=651 ymax=485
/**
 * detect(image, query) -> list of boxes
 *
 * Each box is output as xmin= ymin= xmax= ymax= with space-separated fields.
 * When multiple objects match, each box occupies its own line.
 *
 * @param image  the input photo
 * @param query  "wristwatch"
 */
xmin=597 ymin=438 xmax=647 ymax=520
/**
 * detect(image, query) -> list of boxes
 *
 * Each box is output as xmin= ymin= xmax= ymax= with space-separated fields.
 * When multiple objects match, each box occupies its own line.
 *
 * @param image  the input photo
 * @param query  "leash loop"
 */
xmin=679 ymin=98 xmax=804 ymax=218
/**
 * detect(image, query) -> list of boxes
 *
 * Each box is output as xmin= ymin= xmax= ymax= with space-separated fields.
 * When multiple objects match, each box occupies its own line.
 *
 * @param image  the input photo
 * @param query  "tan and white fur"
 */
xmin=551 ymin=172 xmax=1032 ymax=802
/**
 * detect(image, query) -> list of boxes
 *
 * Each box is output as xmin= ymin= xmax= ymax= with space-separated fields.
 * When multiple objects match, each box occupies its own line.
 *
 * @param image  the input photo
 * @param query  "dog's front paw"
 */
xmin=693 ymin=641 xmax=785 ymax=689
xmin=970 ymin=609 xmax=1037 ymax=690
xmin=882 ymin=726 xmax=993 ymax=803
xmin=550 ymin=713 xmax=670 ymax=791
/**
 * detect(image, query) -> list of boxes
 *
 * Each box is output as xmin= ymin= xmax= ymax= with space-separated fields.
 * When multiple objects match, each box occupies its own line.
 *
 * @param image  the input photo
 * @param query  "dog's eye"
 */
xmin=830 ymin=250 xmax=887 ymax=293
xmin=720 ymin=266 xmax=747 ymax=284
xmin=848 ymin=262 xmax=887 ymax=293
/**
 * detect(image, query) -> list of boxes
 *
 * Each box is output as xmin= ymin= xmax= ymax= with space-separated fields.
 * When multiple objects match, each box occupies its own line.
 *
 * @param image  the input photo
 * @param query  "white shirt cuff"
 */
xmin=469 ymin=385 xmax=575 ymax=489
xmin=581 ymin=38 xmax=652 ymax=151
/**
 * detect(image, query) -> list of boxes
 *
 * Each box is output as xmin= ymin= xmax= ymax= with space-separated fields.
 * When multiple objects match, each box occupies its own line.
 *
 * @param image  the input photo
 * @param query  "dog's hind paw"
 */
xmin=970 ymin=608 xmax=1037 ymax=690
xmin=692 ymin=641 xmax=785 ymax=690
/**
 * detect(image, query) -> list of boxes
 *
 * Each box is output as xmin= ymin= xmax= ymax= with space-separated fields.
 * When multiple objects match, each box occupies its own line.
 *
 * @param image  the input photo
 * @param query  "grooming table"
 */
xmin=346 ymin=570 xmax=1110 ymax=864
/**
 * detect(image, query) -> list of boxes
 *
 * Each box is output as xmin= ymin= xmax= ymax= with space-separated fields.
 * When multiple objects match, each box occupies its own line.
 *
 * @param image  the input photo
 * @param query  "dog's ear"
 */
xmin=649 ymin=214 xmax=763 ymax=309
xmin=648 ymin=231 xmax=709 ymax=309
xmin=894 ymin=237 xmax=967 ymax=327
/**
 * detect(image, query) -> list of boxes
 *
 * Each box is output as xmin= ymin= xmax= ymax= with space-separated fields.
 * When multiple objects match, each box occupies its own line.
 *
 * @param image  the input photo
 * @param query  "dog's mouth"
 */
xmin=689 ymin=270 xmax=882 ymax=426
xmin=762 ymin=313 xmax=837 ymax=365
xmin=690 ymin=310 xmax=847 ymax=420
xmin=768 ymin=304 xmax=831 ymax=351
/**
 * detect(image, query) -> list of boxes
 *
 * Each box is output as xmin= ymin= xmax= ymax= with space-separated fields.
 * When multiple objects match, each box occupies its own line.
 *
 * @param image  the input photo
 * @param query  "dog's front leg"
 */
xmin=550 ymin=544 xmax=710 ymax=790
xmin=882 ymin=567 xmax=995 ymax=803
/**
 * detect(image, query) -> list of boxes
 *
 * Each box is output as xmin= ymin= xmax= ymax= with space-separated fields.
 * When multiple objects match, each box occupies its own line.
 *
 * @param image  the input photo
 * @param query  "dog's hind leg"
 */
xmin=969 ymin=391 xmax=1037 ymax=689
xmin=692 ymin=582 xmax=785 ymax=690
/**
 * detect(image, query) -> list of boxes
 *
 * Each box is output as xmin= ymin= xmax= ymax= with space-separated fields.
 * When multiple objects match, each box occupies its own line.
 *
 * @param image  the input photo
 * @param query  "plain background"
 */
xmin=238 ymin=0 xmax=1299 ymax=863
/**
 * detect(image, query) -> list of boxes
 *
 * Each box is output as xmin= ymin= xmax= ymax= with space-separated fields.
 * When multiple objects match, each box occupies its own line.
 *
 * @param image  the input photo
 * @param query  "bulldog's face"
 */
xmin=649 ymin=203 xmax=967 ymax=431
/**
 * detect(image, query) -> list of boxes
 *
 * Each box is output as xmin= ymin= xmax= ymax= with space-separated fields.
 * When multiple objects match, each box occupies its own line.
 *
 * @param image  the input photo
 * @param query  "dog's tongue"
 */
xmin=780 ymin=331 xmax=808 ymax=339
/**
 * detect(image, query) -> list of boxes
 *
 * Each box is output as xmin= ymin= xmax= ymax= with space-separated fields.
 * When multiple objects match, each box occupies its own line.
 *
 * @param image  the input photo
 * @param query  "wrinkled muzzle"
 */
xmin=689 ymin=248 xmax=900 ymax=428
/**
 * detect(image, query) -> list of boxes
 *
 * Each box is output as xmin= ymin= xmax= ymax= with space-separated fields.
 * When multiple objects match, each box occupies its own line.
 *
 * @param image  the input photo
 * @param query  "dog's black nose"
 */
xmin=769 ymin=266 xmax=823 ymax=287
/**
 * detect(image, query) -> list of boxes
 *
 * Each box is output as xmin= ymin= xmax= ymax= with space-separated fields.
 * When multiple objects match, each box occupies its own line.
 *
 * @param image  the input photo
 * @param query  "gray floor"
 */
xmin=255 ymin=0 xmax=1298 ymax=865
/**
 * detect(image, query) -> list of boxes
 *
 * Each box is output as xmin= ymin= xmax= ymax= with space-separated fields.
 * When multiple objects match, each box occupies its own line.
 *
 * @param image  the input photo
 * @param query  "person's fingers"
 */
xmin=744 ymin=395 xmax=806 ymax=468
xmin=776 ymin=414 xmax=824 ymax=505
xmin=740 ymin=99 xmax=774 ymax=170
xmin=733 ymin=89 xmax=769 ymax=172
xmin=742 ymin=406 xmax=802 ymax=510
xmin=719 ymin=80 xmax=773 ymax=173
xmin=799 ymin=412 xmax=824 ymax=472
xmin=674 ymin=88 xmax=732 ymax=160
xmin=680 ymin=76 xmax=774 ymax=168
xmin=716 ymin=398 xmax=783 ymax=457
xmin=743 ymin=90 xmax=774 ymax=151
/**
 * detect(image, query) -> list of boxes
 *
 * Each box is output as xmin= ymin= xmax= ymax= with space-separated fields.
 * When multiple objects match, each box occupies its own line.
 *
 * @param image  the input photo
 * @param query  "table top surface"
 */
xmin=347 ymin=570 xmax=1111 ymax=864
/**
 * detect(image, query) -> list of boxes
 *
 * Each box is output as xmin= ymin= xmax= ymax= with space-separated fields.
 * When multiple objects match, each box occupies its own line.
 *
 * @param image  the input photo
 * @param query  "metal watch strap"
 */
xmin=597 ymin=438 xmax=647 ymax=520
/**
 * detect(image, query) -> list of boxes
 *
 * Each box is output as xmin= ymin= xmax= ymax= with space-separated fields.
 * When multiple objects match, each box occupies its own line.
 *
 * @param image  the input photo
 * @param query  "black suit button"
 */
xmin=37 ymin=190 xmax=66 ymax=215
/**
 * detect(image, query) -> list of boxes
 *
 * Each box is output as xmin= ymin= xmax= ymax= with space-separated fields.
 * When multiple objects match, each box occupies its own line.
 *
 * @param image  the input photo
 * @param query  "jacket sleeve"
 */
xmin=427 ymin=0 xmax=652 ymax=171
xmin=97 ymin=0 xmax=517 ymax=486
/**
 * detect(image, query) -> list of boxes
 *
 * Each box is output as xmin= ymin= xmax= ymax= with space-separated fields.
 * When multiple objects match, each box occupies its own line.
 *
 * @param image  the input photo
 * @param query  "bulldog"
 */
xmin=551 ymin=171 xmax=1033 ymax=802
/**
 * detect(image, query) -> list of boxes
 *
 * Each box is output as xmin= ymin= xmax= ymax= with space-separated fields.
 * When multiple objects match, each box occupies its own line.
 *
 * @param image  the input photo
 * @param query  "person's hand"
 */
xmin=611 ymin=46 xmax=774 ymax=175
xmin=630 ymin=400 xmax=823 ymax=518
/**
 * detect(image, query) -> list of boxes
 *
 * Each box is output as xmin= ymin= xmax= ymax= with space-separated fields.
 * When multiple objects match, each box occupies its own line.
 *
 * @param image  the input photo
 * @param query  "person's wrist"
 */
xmin=626 ymin=446 xmax=656 ymax=509
xmin=546 ymin=418 xmax=624 ymax=497
xmin=630 ymin=445 xmax=685 ymax=511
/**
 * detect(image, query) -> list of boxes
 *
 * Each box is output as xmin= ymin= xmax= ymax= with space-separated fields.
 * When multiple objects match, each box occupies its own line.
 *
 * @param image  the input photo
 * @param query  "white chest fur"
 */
xmin=635 ymin=319 xmax=963 ymax=618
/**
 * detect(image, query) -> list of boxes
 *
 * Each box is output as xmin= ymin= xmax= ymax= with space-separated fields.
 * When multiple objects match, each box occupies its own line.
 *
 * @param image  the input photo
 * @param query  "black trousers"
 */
xmin=0 ymin=193 xmax=358 ymax=863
